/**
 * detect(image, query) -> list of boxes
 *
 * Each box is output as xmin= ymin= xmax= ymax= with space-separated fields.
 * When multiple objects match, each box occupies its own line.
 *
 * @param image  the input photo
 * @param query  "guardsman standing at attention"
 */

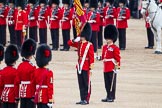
xmin=28 ymin=0 xmax=39 ymax=42
xmin=7 ymin=0 xmax=16 ymax=44
xmin=0 ymin=0 xmax=8 ymax=46
xmin=0 ymin=44 xmax=19 ymax=108
xmin=116 ymin=0 xmax=130 ymax=50
xmin=88 ymin=0 xmax=100 ymax=53
xmin=14 ymin=0 xmax=28 ymax=50
xmin=0 ymin=44 xmax=4 ymax=108
xmin=60 ymin=0 xmax=73 ymax=51
xmin=38 ymin=0 xmax=48 ymax=44
xmin=68 ymin=23 xmax=94 ymax=105
xmin=49 ymin=0 xmax=62 ymax=51
xmin=104 ymin=0 xmax=117 ymax=26
xmin=14 ymin=39 xmax=36 ymax=108
xmin=31 ymin=44 xmax=54 ymax=108
xmin=101 ymin=25 xmax=120 ymax=103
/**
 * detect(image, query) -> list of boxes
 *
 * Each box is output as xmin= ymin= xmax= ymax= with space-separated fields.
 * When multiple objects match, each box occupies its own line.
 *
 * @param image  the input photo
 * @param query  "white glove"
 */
xmin=88 ymin=20 xmax=94 ymax=23
xmin=121 ymin=16 xmax=126 ymax=19
xmin=146 ymin=16 xmax=151 ymax=22
xmin=54 ymin=16 xmax=58 ymax=19
xmin=47 ymin=102 xmax=53 ymax=108
xmin=30 ymin=16 xmax=35 ymax=20
xmin=113 ymin=69 xmax=119 ymax=74
xmin=74 ymin=37 xmax=80 ymax=42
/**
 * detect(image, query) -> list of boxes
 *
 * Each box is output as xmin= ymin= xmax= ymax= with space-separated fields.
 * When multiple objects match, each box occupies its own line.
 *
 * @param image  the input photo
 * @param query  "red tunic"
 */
xmin=49 ymin=7 xmax=63 ymax=29
xmin=104 ymin=6 xmax=117 ymax=26
xmin=14 ymin=9 xmax=28 ymax=30
xmin=31 ymin=68 xmax=54 ymax=104
xmin=28 ymin=6 xmax=39 ymax=27
xmin=37 ymin=6 xmax=48 ymax=28
xmin=0 ymin=66 xmax=17 ymax=103
xmin=68 ymin=40 xmax=94 ymax=71
xmin=0 ymin=7 xmax=9 ymax=25
xmin=14 ymin=60 xmax=36 ymax=99
xmin=102 ymin=44 xmax=120 ymax=72
xmin=0 ymin=69 xmax=3 ymax=98
xmin=61 ymin=7 xmax=73 ymax=30
xmin=97 ymin=7 xmax=105 ymax=26
xmin=116 ymin=7 xmax=130 ymax=28
xmin=87 ymin=11 xmax=100 ymax=31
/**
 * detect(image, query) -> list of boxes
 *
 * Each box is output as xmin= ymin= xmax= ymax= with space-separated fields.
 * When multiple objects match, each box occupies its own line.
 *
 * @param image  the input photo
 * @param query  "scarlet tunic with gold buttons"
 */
xmin=68 ymin=40 xmax=94 ymax=71
xmin=102 ymin=44 xmax=120 ymax=72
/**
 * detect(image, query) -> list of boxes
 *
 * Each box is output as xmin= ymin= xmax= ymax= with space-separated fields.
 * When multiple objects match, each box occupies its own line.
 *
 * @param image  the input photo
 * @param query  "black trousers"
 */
xmin=20 ymin=98 xmax=35 ymax=108
xmin=91 ymin=31 xmax=98 ymax=53
xmin=8 ymin=25 xmax=15 ymax=44
xmin=73 ymin=26 xmax=77 ymax=39
xmin=2 ymin=102 xmax=17 ymax=108
xmin=37 ymin=103 xmax=48 ymax=108
xmin=98 ymin=26 xmax=103 ymax=48
xmin=77 ymin=70 xmax=91 ymax=102
xmin=15 ymin=30 xmax=23 ymax=50
xmin=25 ymin=27 xmax=28 ymax=40
xmin=39 ymin=28 xmax=47 ymax=44
xmin=29 ymin=26 xmax=38 ymax=42
xmin=104 ymin=72 xmax=116 ymax=100
xmin=0 ymin=25 xmax=6 ymax=46
xmin=50 ymin=29 xmax=59 ymax=49
xmin=118 ymin=28 xmax=126 ymax=49
xmin=146 ymin=28 xmax=154 ymax=47
xmin=62 ymin=29 xmax=70 ymax=49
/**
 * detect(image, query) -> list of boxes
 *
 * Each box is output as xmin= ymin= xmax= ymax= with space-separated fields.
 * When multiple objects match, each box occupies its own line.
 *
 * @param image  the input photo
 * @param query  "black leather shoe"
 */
xmin=101 ymin=98 xmax=108 ymax=102
xmin=60 ymin=49 xmax=65 ymax=51
xmin=64 ymin=49 xmax=69 ymax=51
xmin=76 ymin=100 xmax=83 ymax=104
xmin=120 ymin=48 xmax=125 ymax=50
xmin=51 ymin=48 xmax=58 ymax=51
xmin=145 ymin=46 xmax=153 ymax=49
xmin=80 ymin=100 xmax=89 ymax=105
xmin=107 ymin=99 xmax=114 ymax=102
xmin=154 ymin=51 xmax=162 ymax=54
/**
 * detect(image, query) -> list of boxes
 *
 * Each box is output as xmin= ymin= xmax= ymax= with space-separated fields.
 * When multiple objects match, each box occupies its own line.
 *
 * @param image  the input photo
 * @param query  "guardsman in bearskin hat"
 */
xmin=116 ymin=0 xmax=130 ymax=50
xmin=60 ymin=0 xmax=73 ymax=51
xmin=0 ymin=44 xmax=4 ymax=108
xmin=14 ymin=0 xmax=28 ymax=50
xmin=38 ymin=0 xmax=48 ymax=44
xmin=68 ymin=23 xmax=94 ymax=105
xmin=49 ymin=0 xmax=63 ymax=51
xmin=14 ymin=39 xmax=36 ymax=108
xmin=8 ymin=0 xmax=16 ymax=44
xmin=0 ymin=44 xmax=19 ymax=108
xmin=101 ymin=24 xmax=120 ymax=102
xmin=97 ymin=0 xmax=105 ymax=49
xmin=0 ymin=0 xmax=8 ymax=46
xmin=87 ymin=0 xmax=100 ymax=53
xmin=104 ymin=0 xmax=117 ymax=25
xmin=31 ymin=44 xmax=54 ymax=108
xmin=84 ymin=0 xmax=90 ymax=17
xmin=28 ymin=0 xmax=39 ymax=42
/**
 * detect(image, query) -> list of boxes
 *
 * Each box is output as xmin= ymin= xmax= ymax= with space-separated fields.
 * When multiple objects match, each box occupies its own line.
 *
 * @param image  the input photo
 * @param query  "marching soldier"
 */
xmin=0 ymin=0 xmax=8 ymax=46
xmin=7 ymin=0 xmax=16 ymax=44
xmin=104 ymin=0 xmax=117 ymax=25
xmin=49 ymin=0 xmax=62 ymax=51
xmin=60 ymin=0 xmax=73 ymax=51
xmin=97 ymin=0 xmax=105 ymax=49
xmin=14 ymin=0 xmax=28 ymax=50
xmin=101 ymin=24 xmax=120 ymax=102
xmin=116 ymin=0 xmax=130 ymax=50
xmin=0 ymin=44 xmax=19 ymax=108
xmin=68 ymin=23 xmax=94 ymax=105
xmin=88 ymin=0 xmax=100 ymax=53
xmin=28 ymin=0 xmax=39 ymax=42
xmin=38 ymin=0 xmax=48 ymax=44
xmin=31 ymin=44 xmax=54 ymax=108
xmin=14 ymin=39 xmax=36 ymax=108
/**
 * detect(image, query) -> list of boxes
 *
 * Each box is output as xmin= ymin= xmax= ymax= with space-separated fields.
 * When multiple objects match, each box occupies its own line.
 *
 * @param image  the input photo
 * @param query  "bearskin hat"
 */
xmin=105 ymin=0 xmax=114 ymax=5
xmin=80 ymin=23 xmax=92 ymax=41
xmin=85 ymin=0 xmax=89 ymax=3
xmin=49 ymin=0 xmax=60 ymax=5
xmin=36 ymin=44 xmax=52 ymax=68
xmin=0 ymin=0 xmax=6 ymax=4
xmin=9 ymin=0 xmax=15 ymax=4
xmin=21 ymin=39 xmax=36 ymax=58
xmin=0 ymin=44 xmax=4 ymax=62
xmin=62 ymin=0 xmax=70 ymax=5
xmin=104 ymin=24 xmax=118 ymax=43
xmin=98 ymin=0 xmax=103 ymax=3
xmin=39 ymin=0 xmax=47 ymax=4
xmin=16 ymin=0 xmax=25 ymax=9
xmin=118 ymin=0 xmax=126 ymax=4
xmin=89 ymin=0 xmax=98 ymax=8
xmin=28 ymin=0 xmax=36 ymax=4
xmin=5 ymin=44 xmax=19 ymax=66
xmin=80 ymin=0 xmax=84 ymax=7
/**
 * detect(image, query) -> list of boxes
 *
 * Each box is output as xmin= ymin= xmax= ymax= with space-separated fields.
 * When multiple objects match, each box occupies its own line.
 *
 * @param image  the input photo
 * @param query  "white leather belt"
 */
xmin=21 ymin=81 xmax=31 ymax=84
xmin=5 ymin=84 xmax=14 ymax=88
xmin=103 ymin=58 xmax=116 ymax=65
xmin=36 ymin=85 xmax=48 ymax=88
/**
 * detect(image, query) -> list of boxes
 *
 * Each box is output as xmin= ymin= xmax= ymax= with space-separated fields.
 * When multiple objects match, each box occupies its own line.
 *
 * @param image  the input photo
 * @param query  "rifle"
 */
xmin=107 ymin=6 xmax=113 ymax=15
xmin=90 ymin=10 xmax=97 ymax=20
xmin=119 ymin=7 xmax=126 ymax=18
xmin=52 ymin=5 xmax=58 ymax=18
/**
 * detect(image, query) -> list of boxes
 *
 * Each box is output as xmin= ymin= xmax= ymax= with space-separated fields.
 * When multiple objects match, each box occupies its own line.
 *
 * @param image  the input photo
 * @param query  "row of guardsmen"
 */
xmin=0 ymin=0 xmax=130 ymax=52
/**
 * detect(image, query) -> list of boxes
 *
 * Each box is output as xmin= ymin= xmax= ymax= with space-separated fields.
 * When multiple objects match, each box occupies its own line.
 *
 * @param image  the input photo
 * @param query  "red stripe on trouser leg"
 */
xmin=86 ymin=71 xmax=91 ymax=102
